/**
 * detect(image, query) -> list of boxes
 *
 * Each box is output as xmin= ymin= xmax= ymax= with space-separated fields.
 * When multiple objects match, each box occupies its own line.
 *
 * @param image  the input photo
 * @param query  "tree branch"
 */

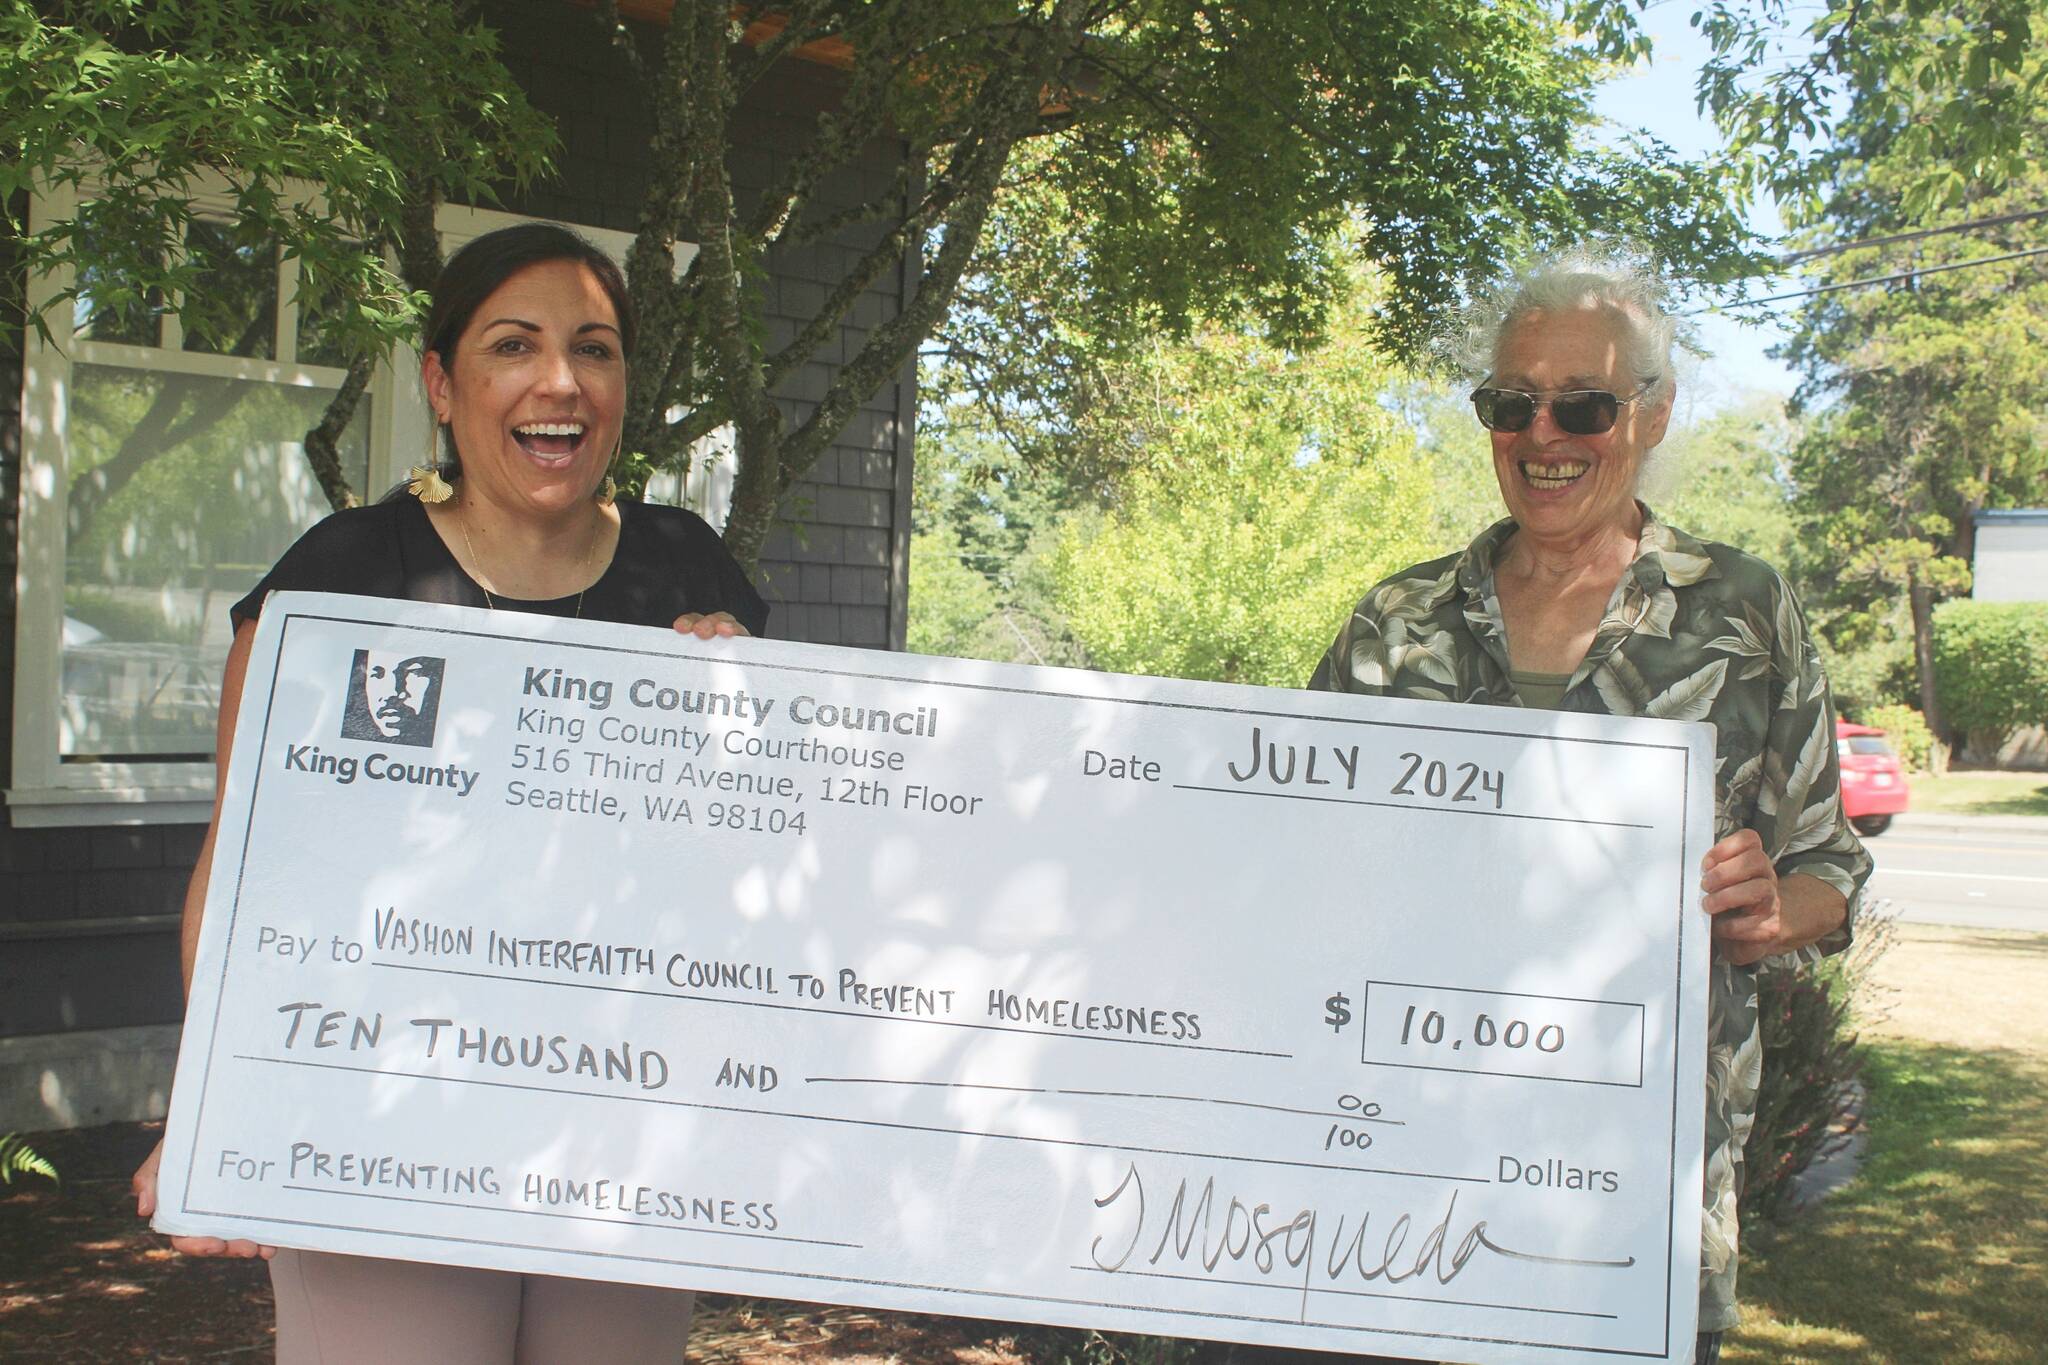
xmin=294 ymin=177 xmax=440 ymax=512
xmin=666 ymin=402 xmax=729 ymax=453
xmin=301 ymin=352 xmax=374 ymax=510
xmin=759 ymin=169 xmax=953 ymax=392
xmin=593 ymin=0 xmax=649 ymax=89
xmin=729 ymin=0 xmax=840 ymax=101
xmin=777 ymin=158 xmax=917 ymax=249
xmin=744 ymin=9 xmax=914 ymax=246
xmin=773 ymin=5 xmax=1090 ymax=488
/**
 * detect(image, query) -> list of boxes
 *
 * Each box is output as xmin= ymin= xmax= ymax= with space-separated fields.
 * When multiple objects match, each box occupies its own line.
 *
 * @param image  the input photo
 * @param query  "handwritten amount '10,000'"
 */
xmin=1399 ymin=1006 xmax=1564 ymax=1054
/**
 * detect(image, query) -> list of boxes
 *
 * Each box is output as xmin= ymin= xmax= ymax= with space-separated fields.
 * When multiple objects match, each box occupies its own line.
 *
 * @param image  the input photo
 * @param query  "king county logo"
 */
xmin=339 ymin=649 xmax=446 ymax=748
xmin=277 ymin=647 xmax=476 ymax=796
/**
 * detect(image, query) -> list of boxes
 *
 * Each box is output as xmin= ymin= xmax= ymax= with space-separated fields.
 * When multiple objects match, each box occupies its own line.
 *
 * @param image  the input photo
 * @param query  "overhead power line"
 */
xmin=1778 ymin=208 xmax=2048 ymax=265
xmin=1698 ymin=243 xmax=2048 ymax=313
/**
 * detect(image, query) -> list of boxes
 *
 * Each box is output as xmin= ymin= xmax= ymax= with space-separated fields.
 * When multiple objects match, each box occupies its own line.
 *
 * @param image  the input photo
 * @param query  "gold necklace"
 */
xmin=457 ymin=511 xmax=603 ymax=618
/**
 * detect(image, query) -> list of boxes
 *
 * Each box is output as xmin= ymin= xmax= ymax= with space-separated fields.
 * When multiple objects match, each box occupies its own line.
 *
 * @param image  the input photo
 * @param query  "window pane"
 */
xmin=641 ymin=424 xmax=737 ymax=532
xmin=71 ymin=216 xmax=163 ymax=346
xmin=180 ymin=220 xmax=278 ymax=359
xmin=294 ymin=271 xmax=357 ymax=369
xmin=60 ymin=364 xmax=370 ymax=761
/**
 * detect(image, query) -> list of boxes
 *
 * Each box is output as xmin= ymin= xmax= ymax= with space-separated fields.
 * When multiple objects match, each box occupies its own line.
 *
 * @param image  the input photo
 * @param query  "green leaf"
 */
xmin=0 ymin=1134 xmax=57 ymax=1187
xmin=1648 ymin=658 xmax=1729 ymax=721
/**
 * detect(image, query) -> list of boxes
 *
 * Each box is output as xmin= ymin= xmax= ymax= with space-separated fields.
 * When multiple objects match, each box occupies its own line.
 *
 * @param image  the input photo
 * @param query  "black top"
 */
xmin=231 ymin=496 xmax=768 ymax=636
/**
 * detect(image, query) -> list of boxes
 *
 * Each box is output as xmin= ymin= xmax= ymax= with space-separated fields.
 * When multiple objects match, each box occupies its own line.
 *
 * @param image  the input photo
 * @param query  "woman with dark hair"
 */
xmin=131 ymin=222 xmax=759 ymax=1361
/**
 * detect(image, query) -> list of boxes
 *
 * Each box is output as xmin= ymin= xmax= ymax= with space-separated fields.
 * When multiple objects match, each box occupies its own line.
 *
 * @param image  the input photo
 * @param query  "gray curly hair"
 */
xmin=1450 ymin=247 xmax=1678 ymax=402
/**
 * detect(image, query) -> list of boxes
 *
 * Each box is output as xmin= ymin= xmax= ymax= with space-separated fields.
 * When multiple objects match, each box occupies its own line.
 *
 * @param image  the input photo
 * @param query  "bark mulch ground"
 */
xmin=0 ymin=1122 xmax=1043 ymax=1364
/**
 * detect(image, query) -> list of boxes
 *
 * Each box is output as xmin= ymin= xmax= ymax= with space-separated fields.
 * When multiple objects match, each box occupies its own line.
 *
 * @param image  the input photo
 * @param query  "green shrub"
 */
xmin=1932 ymin=600 xmax=2048 ymax=737
xmin=1818 ymin=632 xmax=1916 ymax=719
xmin=1742 ymin=899 xmax=1897 ymax=1230
xmin=1859 ymin=703 xmax=1935 ymax=772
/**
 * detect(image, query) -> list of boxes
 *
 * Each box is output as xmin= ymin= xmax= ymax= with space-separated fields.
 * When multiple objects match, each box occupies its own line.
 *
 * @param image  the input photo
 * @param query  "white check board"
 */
xmin=157 ymin=592 xmax=1713 ymax=1365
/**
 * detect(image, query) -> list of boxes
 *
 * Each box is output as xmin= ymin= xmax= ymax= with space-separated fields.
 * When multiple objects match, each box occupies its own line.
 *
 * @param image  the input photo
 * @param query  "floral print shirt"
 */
xmin=1308 ymin=510 xmax=1872 ymax=1332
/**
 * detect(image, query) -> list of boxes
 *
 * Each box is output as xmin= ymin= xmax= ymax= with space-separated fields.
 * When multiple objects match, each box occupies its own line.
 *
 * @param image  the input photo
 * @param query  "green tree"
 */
xmin=600 ymin=0 xmax=1759 ymax=571
xmin=1651 ymin=394 xmax=1802 ymax=573
xmin=3 ymin=0 xmax=556 ymax=505
xmin=1386 ymin=380 xmax=1512 ymax=561
xmin=1763 ymin=17 xmax=2048 ymax=739
xmin=906 ymin=530 xmax=999 ymax=657
xmin=1932 ymin=601 xmax=2048 ymax=752
xmin=909 ymin=396 xmax=1094 ymax=665
xmin=1049 ymin=278 xmax=1437 ymax=687
xmin=1785 ymin=265 xmax=2048 ymax=737
xmin=1698 ymin=0 xmax=2048 ymax=219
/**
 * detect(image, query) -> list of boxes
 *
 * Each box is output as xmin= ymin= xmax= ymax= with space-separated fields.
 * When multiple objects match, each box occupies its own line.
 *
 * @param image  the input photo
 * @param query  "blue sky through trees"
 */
xmin=1595 ymin=10 xmax=1802 ymax=404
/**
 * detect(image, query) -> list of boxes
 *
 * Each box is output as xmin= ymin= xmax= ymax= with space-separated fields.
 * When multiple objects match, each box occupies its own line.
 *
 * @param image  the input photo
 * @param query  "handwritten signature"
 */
xmin=1089 ymin=1162 xmax=1634 ymax=1291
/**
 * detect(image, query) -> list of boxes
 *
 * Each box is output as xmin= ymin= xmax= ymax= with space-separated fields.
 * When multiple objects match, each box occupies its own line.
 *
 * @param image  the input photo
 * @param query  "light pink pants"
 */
xmin=269 ymin=1249 xmax=694 ymax=1364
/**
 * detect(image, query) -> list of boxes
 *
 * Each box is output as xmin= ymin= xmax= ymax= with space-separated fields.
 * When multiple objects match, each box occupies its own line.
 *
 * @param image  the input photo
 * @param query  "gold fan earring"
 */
xmin=408 ymin=422 xmax=454 ymax=503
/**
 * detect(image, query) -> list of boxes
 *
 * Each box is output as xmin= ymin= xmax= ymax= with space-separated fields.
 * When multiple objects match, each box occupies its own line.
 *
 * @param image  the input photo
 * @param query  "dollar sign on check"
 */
xmin=1324 ymin=992 xmax=1351 ymax=1031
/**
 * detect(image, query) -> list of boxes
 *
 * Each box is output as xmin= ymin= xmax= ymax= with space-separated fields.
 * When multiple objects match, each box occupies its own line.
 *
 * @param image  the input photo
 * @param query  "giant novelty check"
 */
xmin=157 ymin=591 xmax=1714 ymax=1365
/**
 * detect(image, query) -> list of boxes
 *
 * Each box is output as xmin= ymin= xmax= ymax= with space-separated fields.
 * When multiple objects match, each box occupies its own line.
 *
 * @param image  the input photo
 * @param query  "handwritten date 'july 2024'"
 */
xmin=1225 ymin=727 xmax=1504 ymax=810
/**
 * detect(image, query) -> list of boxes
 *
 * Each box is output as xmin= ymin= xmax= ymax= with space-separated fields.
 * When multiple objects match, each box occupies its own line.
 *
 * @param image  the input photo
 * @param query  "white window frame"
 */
xmin=10 ymin=188 xmax=696 ymax=826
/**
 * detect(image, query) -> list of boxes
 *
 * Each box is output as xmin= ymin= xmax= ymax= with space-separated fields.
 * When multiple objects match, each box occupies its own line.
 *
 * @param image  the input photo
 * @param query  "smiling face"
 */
xmin=342 ymin=648 xmax=445 ymax=746
xmin=421 ymin=258 xmax=626 ymax=518
xmin=1487 ymin=305 xmax=1672 ymax=550
xmin=368 ymin=656 xmax=439 ymax=740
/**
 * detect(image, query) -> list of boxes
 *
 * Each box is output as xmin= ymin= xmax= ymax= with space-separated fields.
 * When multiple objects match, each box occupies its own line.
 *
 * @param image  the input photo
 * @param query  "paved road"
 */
xmin=1862 ymin=817 xmax=2048 ymax=932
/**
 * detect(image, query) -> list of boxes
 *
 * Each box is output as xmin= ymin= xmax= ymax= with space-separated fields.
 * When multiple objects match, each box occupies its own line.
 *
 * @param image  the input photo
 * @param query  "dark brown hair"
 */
xmin=423 ymin=222 xmax=635 ymax=364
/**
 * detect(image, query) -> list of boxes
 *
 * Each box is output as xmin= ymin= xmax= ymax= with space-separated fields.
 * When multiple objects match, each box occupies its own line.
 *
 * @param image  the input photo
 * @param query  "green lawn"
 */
xmin=1729 ymin=1040 xmax=2048 ymax=1362
xmin=1906 ymin=770 xmax=2048 ymax=817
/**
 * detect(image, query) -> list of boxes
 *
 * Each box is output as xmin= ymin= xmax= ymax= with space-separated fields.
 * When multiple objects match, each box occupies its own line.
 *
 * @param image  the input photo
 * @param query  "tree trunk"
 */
xmin=1908 ymin=564 xmax=1944 ymax=741
xmin=676 ymin=0 xmax=784 ymax=573
xmin=722 ymin=421 xmax=782 ymax=571
xmin=301 ymin=354 xmax=374 ymax=511
xmin=295 ymin=185 xmax=443 ymax=512
xmin=394 ymin=188 xmax=445 ymax=297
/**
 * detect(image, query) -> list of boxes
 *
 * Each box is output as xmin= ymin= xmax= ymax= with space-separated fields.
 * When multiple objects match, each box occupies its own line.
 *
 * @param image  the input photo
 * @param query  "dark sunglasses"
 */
xmin=1470 ymin=385 xmax=1648 ymax=436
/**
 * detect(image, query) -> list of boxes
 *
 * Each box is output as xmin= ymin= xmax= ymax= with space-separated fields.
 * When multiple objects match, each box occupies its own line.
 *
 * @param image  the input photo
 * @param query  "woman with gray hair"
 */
xmin=1309 ymin=250 xmax=1871 ymax=1363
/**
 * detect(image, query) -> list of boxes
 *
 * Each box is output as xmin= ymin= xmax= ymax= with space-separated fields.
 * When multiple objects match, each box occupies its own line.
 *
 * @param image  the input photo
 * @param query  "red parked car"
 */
xmin=1836 ymin=719 xmax=1910 ymax=836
